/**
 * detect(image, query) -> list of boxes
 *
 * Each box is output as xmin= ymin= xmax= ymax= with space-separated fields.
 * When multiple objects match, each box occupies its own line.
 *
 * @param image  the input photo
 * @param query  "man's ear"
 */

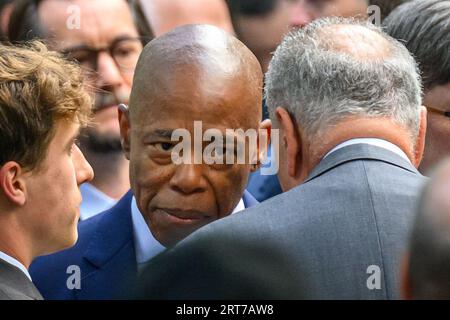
xmin=251 ymin=119 xmax=272 ymax=172
xmin=118 ymin=104 xmax=131 ymax=160
xmin=413 ymin=106 xmax=427 ymax=168
xmin=0 ymin=162 xmax=26 ymax=206
xmin=275 ymin=107 xmax=301 ymax=178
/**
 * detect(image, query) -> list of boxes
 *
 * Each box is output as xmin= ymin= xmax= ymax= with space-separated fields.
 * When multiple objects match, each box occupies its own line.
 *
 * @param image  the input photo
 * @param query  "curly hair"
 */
xmin=0 ymin=41 xmax=92 ymax=171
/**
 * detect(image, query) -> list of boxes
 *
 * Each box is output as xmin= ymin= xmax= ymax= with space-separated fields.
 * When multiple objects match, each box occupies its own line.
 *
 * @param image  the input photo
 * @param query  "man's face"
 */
xmin=235 ymin=0 xmax=368 ymax=71
xmin=125 ymin=67 xmax=261 ymax=247
xmin=24 ymin=120 xmax=94 ymax=255
xmin=420 ymin=82 xmax=450 ymax=174
xmin=39 ymin=0 xmax=142 ymax=151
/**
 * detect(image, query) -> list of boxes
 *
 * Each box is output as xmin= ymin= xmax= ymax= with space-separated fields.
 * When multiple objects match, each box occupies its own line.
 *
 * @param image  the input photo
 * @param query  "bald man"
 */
xmin=136 ymin=17 xmax=427 ymax=299
xmin=140 ymin=0 xmax=234 ymax=36
xmin=29 ymin=24 xmax=267 ymax=300
xmin=402 ymin=159 xmax=450 ymax=299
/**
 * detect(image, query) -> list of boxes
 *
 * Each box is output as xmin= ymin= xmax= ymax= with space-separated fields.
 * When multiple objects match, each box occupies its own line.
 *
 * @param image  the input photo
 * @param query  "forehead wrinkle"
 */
xmin=40 ymin=0 xmax=137 ymax=49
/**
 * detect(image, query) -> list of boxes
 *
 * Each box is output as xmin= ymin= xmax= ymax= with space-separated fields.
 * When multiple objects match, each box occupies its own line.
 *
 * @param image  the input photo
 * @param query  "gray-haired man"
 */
xmin=136 ymin=17 xmax=427 ymax=299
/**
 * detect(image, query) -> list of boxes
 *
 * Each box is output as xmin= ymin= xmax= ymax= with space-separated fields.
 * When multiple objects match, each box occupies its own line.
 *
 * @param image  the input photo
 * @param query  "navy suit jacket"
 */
xmin=29 ymin=190 xmax=258 ymax=300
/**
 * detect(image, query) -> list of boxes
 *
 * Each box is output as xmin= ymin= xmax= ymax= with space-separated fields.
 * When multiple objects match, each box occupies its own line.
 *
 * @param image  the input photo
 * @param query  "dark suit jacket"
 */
xmin=0 ymin=258 xmax=43 ymax=300
xmin=29 ymin=190 xmax=257 ymax=299
xmin=136 ymin=144 xmax=427 ymax=299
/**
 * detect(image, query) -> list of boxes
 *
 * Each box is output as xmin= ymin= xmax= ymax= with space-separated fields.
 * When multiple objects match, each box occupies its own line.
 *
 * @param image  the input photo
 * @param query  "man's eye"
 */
xmin=154 ymin=142 xmax=174 ymax=152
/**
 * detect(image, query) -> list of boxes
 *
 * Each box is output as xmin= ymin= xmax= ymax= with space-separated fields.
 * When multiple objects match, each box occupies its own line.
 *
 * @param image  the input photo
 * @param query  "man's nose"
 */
xmin=74 ymin=145 xmax=94 ymax=185
xmin=169 ymin=164 xmax=208 ymax=195
xmin=96 ymin=51 xmax=124 ymax=91
xmin=290 ymin=2 xmax=314 ymax=28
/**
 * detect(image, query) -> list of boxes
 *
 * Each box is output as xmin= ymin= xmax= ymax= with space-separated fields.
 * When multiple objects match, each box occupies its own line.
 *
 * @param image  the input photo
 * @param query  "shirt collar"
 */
xmin=0 ymin=251 xmax=32 ymax=282
xmin=131 ymin=196 xmax=246 ymax=265
xmin=324 ymin=138 xmax=411 ymax=164
xmin=79 ymin=183 xmax=117 ymax=220
xmin=131 ymin=197 xmax=166 ymax=265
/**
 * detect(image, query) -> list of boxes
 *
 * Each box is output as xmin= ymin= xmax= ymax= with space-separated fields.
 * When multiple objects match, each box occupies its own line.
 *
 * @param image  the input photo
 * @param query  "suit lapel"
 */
xmin=305 ymin=144 xmax=420 ymax=184
xmin=76 ymin=190 xmax=137 ymax=299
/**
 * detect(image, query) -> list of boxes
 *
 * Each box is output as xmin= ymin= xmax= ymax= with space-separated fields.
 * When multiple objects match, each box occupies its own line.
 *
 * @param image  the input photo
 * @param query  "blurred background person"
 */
xmin=8 ymin=0 xmax=150 ymax=219
xmin=0 ymin=42 xmax=93 ymax=300
xmin=226 ymin=0 xmax=369 ymax=73
xmin=402 ymin=158 xmax=450 ymax=299
xmin=0 ymin=0 xmax=14 ymax=41
xmin=383 ymin=0 xmax=450 ymax=175
xmin=128 ymin=0 xmax=154 ymax=38
xmin=139 ymin=0 xmax=234 ymax=36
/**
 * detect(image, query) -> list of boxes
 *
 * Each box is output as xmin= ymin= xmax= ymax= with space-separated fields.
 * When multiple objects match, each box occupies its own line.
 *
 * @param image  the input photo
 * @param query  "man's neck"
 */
xmin=0 ymin=217 xmax=33 ymax=269
xmin=82 ymin=151 xmax=130 ymax=199
xmin=298 ymin=118 xmax=416 ymax=184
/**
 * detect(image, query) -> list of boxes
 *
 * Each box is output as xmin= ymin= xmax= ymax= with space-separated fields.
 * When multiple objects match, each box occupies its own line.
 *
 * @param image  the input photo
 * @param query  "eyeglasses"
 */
xmin=427 ymin=106 xmax=450 ymax=118
xmin=61 ymin=36 xmax=146 ymax=73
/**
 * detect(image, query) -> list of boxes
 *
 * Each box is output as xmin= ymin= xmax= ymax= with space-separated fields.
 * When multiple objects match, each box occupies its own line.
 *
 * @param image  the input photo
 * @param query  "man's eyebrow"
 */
xmin=61 ymin=34 xmax=139 ymax=53
xmin=66 ymin=128 xmax=81 ymax=148
xmin=144 ymin=129 xmax=175 ymax=140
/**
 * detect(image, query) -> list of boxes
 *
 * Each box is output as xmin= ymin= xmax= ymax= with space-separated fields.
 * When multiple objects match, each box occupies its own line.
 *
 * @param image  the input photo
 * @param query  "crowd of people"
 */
xmin=0 ymin=0 xmax=449 ymax=300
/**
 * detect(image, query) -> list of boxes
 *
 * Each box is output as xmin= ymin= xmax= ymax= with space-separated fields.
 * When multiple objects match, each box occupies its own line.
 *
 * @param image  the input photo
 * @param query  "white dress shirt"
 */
xmin=79 ymin=183 xmax=117 ymax=220
xmin=131 ymin=196 xmax=245 ymax=267
xmin=0 ymin=251 xmax=32 ymax=281
xmin=324 ymin=138 xmax=411 ymax=164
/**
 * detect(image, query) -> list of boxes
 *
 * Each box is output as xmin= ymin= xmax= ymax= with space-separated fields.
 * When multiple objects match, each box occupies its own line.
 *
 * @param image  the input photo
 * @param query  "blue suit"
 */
xmin=29 ymin=190 xmax=258 ymax=299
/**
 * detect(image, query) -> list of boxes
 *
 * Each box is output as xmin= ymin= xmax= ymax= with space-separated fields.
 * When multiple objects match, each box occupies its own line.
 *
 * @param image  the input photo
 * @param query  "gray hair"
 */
xmin=383 ymin=0 xmax=450 ymax=90
xmin=265 ymin=17 xmax=422 ymax=142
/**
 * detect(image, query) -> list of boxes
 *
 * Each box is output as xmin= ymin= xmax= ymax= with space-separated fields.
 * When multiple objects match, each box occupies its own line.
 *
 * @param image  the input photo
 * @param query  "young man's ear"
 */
xmin=275 ymin=107 xmax=302 ymax=179
xmin=251 ymin=119 xmax=272 ymax=172
xmin=413 ymin=106 xmax=427 ymax=168
xmin=118 ymin=104 xmax=131 ymax=160
xmin=0 ymin=162 xmax=27 ymax=206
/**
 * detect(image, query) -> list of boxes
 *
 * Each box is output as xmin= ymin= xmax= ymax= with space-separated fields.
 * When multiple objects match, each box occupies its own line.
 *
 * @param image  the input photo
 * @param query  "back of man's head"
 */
xmin=405 ymin=159 xmax=450 ymax=299
xmin=265 ymin=17 xmax=422 ymax=145
xmin=383 ymin=0 xmax=450 ymax=91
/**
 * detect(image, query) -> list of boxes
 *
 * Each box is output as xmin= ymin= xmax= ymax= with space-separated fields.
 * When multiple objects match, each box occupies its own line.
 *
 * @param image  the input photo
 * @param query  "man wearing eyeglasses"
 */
xmin=383 ymin=0 xmax=450 ymax=175
xmin=8 ymin=0 xmax=148 ymax=219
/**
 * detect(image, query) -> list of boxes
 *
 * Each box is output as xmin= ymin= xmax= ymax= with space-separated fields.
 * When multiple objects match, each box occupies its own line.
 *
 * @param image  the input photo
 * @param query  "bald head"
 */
xmin=140 ymin=0 xmax=234 ymax=36
xmin=406 ymin=159 xmax=450 ymax=299
xmin=130 ymin=24 xmax=262 ymax=125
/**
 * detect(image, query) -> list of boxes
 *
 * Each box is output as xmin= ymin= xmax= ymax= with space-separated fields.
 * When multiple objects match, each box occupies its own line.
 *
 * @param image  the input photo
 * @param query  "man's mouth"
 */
xmin=157 ymin=208 xmax=211 ymax=223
